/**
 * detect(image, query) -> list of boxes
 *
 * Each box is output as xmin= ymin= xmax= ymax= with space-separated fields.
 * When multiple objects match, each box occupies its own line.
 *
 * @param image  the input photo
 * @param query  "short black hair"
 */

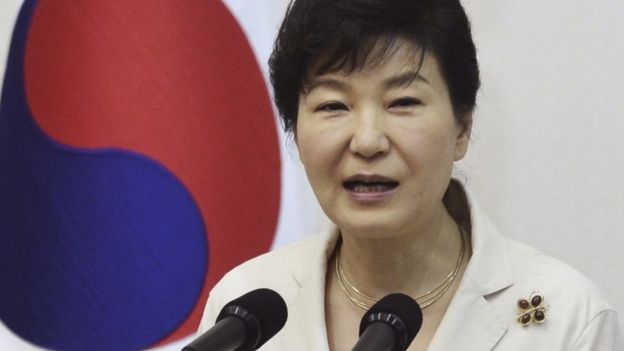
xmin=269 ymin=0 xmax=480 ymax=133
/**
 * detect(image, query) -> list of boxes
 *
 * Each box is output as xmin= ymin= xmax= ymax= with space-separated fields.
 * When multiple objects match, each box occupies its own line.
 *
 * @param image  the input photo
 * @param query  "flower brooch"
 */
xmin=517 ymin=292 xmax=547 ymax=326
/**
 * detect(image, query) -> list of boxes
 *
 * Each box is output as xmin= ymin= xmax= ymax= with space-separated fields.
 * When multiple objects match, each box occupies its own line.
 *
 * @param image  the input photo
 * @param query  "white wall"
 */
xmin=1 ymin=0 xmax=622 ymax=343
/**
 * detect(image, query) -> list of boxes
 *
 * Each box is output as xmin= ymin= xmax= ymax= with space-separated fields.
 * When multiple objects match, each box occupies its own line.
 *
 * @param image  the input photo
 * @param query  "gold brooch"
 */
xmin=516 ymin=292 xmax=547 ymax=326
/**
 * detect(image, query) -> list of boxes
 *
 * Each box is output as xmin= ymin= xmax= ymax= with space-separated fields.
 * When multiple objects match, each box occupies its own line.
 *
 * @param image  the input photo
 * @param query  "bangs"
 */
xmin=303 ymin=32 xmax=427 ymax=89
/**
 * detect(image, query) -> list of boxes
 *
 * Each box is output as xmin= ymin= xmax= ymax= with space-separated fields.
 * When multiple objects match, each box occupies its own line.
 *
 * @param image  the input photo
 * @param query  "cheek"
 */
xmin=296 ymin=117 xmax=348 ymax=166
xmin=396 ymin=123 xmax=457 ymax=158
xmin=393 ymin=125 xmax=459 ymax=186
xmin=296 ymin=124 xmax=318 ymax=166
xmin=296 ymin=124 xmax=337 ymax=179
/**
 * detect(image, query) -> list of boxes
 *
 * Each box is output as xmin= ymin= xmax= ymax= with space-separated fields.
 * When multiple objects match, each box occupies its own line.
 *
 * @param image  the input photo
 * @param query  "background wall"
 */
xmin=1 ymin=0 xmax=622 ymax=349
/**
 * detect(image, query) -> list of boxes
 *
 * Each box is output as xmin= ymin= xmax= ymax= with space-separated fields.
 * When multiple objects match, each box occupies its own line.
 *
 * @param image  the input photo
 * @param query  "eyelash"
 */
xmin=313 ymin=97 xmax=421 ymax=113
xmin=389 ymin=97 xmax=422 ymax=108
xmin=315 ymin=102 xmax=348 ymax=112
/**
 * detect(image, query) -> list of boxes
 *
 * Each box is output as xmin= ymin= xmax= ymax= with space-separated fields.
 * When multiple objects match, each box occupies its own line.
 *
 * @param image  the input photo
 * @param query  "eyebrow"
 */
xmin=304 ymin=71 xmax=429 ymax=95
xmin=305 ymin=78 xmax=348 ymax=95
xmin=383 ymin=71 xmax=429 ymax=89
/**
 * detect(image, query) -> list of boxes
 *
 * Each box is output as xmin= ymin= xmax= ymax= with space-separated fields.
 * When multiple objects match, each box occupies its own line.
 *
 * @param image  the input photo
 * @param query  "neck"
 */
xmin=336 ymin=206 xmax=464 ymax=299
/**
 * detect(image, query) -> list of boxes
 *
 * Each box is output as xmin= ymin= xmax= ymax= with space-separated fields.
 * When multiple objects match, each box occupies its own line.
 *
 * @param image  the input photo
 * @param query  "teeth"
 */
xmin=352 ymin=183 xmax=394 ymax=193
xmin=343 ymin=180 xmax=398 ymax=193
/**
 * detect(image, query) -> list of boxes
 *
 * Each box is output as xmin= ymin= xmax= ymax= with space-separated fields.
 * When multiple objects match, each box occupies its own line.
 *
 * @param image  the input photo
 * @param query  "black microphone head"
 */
xmin=359 ymin=293 xmax=423 ymax=351
xmin=216 ymin=288 xmax=288 ymax=350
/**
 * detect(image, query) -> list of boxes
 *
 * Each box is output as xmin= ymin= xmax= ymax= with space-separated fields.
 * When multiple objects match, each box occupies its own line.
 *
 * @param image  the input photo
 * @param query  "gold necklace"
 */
xmin=335 ymin=228 xmax=466 ymax=310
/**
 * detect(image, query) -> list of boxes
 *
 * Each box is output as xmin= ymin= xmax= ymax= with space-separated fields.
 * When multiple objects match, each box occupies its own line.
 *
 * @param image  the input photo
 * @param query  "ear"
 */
xmin=292 ymin=127 xmax=301 ymax=157
xmin=454 ymin=112 xmax=472 ymax=161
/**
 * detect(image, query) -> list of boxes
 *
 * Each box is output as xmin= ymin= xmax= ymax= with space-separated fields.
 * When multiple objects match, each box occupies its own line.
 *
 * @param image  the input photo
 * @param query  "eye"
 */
xmin=315 ymin=101 xmax=348 ymax=113
xmin=389 ymin=97 xmax=422 ymax=109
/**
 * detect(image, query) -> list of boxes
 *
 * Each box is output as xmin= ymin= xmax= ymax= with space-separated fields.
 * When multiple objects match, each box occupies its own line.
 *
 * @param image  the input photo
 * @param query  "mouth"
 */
xmin=342 ymin=174 xmax=399 ymax=202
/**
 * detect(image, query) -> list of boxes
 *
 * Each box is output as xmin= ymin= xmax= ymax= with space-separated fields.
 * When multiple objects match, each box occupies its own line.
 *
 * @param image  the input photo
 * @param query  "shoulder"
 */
xmin=214 ymin=230 xmax=330 ymax=293
xmin=462 ymin=184 xmax=614 ymax=320
xmin=498 ymin=238 xmax=621 ymax=348
xmin=504 ymin=237 xmax=611 ymax=312
xmin=460 ymin=185 xmax=621 ymax=347
xmin=197 ymin=230 xmax=335 ymax=332
xmin=224 ymin=230 xmax=331 ymax=281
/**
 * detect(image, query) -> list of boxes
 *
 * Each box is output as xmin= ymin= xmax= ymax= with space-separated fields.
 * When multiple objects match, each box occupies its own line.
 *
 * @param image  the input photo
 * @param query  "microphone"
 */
xmin=182 ymin=288 xmax=287 ymax=351
xmin=352 ymin=293 xmax=423 ymax=351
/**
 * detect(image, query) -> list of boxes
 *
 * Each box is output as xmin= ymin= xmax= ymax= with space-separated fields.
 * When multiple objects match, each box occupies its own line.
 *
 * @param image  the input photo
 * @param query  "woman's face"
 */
xmin=296 ymin=42 xmax=471 ymax=238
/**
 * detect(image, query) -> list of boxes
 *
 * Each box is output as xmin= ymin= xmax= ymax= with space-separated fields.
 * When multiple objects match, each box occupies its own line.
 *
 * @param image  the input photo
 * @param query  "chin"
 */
xmin=333 ymin=212 xmax=409 ymax=239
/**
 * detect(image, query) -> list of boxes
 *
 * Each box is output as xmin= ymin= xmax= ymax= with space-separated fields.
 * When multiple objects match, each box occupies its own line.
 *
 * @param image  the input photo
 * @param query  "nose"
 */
xmin=348 ymin=110 xmax=390 ymax=158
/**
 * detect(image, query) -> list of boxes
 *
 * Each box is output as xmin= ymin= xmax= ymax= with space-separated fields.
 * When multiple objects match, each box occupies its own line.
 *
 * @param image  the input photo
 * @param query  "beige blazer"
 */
xmin=198 ymin=190 xmax=623 ymax=350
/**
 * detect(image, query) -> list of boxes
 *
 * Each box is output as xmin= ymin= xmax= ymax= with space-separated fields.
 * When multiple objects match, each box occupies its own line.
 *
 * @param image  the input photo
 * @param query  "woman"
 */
xmin=198 ymin=0 xmax=622 ymax=349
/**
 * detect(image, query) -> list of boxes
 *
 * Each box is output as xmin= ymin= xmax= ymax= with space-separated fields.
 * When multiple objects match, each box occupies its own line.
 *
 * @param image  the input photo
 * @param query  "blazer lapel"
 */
xmin=278 ymin=229 xmax=340 ymax=351
xmin=428 ymin=190 xmax=514 ymax=351
xmin=427 ymin=278 xmax=510 ymax=351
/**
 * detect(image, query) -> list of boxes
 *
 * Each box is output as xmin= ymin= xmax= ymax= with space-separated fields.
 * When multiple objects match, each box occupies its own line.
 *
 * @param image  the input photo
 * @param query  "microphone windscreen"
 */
xmin=219 ymin=288 xmax=288 ymax=348
xmin=360 ymin=293 xmax=423 ymax=346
